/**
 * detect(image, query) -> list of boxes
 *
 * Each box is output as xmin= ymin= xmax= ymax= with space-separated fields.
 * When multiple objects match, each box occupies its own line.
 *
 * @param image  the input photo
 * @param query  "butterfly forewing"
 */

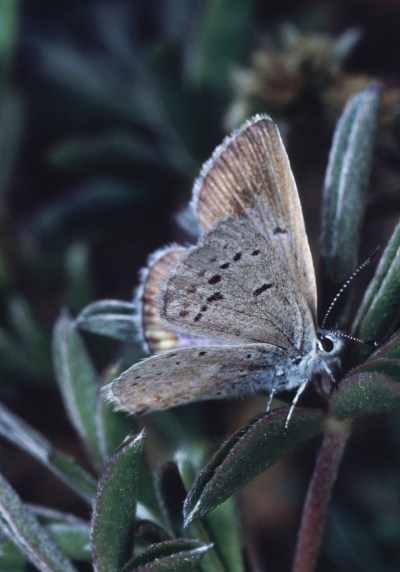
xmin=192 ymin=115 xmax=317 ymax=321
xmin=161 ymin=216 xmax=316 ymax=353
xmin=104 ymin=343 xmax=298 ymax=414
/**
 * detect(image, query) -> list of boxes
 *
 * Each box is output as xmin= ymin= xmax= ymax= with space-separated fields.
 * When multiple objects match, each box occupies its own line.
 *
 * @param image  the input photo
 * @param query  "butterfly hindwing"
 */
xmin=135 ymin=246 xmax=218 ymax=352
xmin=104 ymin=343 xmax=298 ymax=414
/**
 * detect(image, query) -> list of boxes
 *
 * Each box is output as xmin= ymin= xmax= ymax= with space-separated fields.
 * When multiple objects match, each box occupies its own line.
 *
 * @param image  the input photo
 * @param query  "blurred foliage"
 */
xmin=0 ymin=1 xmax=400 ymax=571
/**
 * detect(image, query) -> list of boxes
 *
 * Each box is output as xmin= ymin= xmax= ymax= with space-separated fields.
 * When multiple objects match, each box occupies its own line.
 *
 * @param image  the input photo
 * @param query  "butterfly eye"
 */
xmin=318 ymin=335 xmax=334 ymax=353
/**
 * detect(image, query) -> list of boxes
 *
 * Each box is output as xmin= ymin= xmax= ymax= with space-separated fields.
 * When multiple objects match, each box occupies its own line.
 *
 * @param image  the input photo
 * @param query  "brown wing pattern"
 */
xmin=191 ymin=115 xmax=317 ymax=320
xmin=135 ymin=246 xmax=185 ymax=353
xmin=161 ymin=216 xmax=316 ymax=353
xmin=136 ymin=246 xmax=216 ymax=353
xmin=104 ymin=343 xmax=292 ymax=414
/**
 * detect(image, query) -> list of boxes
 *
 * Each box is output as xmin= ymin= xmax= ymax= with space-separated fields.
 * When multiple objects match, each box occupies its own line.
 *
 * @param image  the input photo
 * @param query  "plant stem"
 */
xmin=291 ymin=417 xmax=352 ymax=572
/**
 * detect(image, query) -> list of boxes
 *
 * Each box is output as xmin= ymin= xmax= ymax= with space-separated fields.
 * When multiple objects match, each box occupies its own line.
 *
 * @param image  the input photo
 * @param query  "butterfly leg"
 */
xmin=266 ymin=386 xmax=277 ymax=414
xmin=285 ymin=378 xmax=309 ymax=430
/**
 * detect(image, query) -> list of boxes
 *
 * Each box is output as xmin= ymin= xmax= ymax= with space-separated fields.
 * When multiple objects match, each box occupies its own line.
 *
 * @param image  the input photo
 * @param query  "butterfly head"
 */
xmin=316 ymin=328 xmax=345 ymax=359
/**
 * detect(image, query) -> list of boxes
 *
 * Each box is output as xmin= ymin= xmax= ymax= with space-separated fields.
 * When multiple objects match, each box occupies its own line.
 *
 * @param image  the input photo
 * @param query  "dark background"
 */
xmin=1 ymin=1 xmax=400 ymax=570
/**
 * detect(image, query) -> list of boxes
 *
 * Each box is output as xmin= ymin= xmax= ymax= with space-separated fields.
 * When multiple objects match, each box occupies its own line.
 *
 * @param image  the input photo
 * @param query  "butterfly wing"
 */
xmin=135 ymin=246 xmax=185 ymax=353
xmin=161 ymin=216 xmax=316 ymax=353
xmin=104 ymin=343 xmax=297 ymax=414
xmin=192 ymin=114 xmax=317 ymax=321
xmin=135 ymin=246 xmax=220 ymax=353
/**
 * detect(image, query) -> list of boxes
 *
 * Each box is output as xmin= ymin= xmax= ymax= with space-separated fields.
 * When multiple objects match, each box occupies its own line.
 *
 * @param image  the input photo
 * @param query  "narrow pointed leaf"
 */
xmin=352 ymin=221 xmax=400 ymax=362
xmin=121 ymin=539 xmax=211 ymax=572
xmin=91 ymin=432 xmax=144 ymax=572
xmin=319 ymin=84 xmax=381 ymax=309
xmin=76 ymin=300 xmax=136 ymax=342
xmin=203 ymin=498 xmax=244 ymax=572
xmin=176 ymin=451 xmax=243 ymax=571
xmin=0 ymin=472 xmax=77 ymax=572
xmin=0 ymin=401 xmax=96 ymax=503
xmin=184 ymin=408 xmax=325 ymax=524
xmin=53 ymin=313 xmax=103 ymax=468
xmin=166 ymin=456 xmax=231 ymax=572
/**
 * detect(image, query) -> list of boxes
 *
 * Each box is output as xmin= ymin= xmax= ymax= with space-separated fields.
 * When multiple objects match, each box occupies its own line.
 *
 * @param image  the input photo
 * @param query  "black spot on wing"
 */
xmin=207 ymin=292 xmax=224 ymax=303
xmin=253 ymin=283 xmax=273 ymax=296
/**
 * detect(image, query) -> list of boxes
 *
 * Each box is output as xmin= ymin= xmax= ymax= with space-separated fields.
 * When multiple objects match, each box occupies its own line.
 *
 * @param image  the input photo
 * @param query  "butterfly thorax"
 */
xmin=274 ymin=328 xmax=343 ymax=393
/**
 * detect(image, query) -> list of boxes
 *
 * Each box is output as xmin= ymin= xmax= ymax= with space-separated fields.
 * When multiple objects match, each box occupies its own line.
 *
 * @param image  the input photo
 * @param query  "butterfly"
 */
xmin=103 ymin=115 xmax=344 ymax=426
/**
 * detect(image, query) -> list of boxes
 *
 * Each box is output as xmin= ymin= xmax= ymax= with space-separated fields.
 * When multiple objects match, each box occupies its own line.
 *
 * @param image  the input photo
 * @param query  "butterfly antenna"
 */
xmin=329 ymin=329 xmax=378 ymax=347
xmin=321 ymin=246 xmax=381 ymax=329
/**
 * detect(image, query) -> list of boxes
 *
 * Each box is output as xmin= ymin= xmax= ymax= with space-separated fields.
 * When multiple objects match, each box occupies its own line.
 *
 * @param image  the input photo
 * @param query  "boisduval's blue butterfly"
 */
xmin=103 ymin=115 xmax=344 ymax=426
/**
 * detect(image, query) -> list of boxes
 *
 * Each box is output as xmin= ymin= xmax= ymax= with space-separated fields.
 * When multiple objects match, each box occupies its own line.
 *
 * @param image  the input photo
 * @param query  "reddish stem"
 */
xmin=292 ymin=417 xmax=352 ymax=572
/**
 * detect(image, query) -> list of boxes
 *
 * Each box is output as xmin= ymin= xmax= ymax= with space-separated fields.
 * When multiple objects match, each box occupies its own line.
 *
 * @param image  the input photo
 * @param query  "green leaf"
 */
xmin=176 ymin=447 xmax=244 ymax=571
xmin=0 ymin=531 xmax=29 ymax=570
xmin=0 ymin=296 xmax=53 ymax=384
xmin=0 ymin=0 xmax=18 ymax=103
xmin=53 ymin=312 xmax=103 ymax=469
xmin=156 ymin=456 xmax=229 ymax=572
xmin=46 ymin=523 xmax=91 ymax=561
xmin=352 ymin=221 xmax=400 ymax=362
xmin=75 ymin=299 xmax=136 ymax=342
xmin=370 ymin=329 xmax=400 ymax=361
xmin=0 ymin=401 xmax=96 ymax=504
xmin=319 ymin=84 xmax=381 ymax=313
xmin=184 ymin=408 xmax=325 ymax=524
xmin=95 ymin=371 xmax=160 ymax=521
xmin=330 ymin=330 xmax=400 ymax=420
xmin=330 ymin=359 xmax=400 ymax=419
xmin=203 ymin=498 xmax=244 ymax=572
xmin=0 ymin=472 xmax=77 ymax=572
xmin=64 ymin=242 xmax=94 ymax=314
xmin=91 ymin=432 xmax=144 ymax=572
xmin=192 ymin=0 xmax=254 ymax=95
xmin=121 ymin=539 xmax=211 ymax=572
xmin=96 ymin=376 xmax=136 ymax=460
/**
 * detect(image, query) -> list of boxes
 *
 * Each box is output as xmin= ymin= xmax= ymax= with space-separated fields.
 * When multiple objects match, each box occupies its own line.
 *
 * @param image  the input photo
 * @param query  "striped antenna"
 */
xmin=321 ymin=246 xmax=381 ymax=329
xmin=329 ymin=329 xmax=378 ymax=347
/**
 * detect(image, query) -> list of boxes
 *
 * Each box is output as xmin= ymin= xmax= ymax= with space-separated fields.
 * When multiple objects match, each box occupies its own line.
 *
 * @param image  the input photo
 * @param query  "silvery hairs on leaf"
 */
xmin=104 ymin=115 xmax=344 ymax=419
